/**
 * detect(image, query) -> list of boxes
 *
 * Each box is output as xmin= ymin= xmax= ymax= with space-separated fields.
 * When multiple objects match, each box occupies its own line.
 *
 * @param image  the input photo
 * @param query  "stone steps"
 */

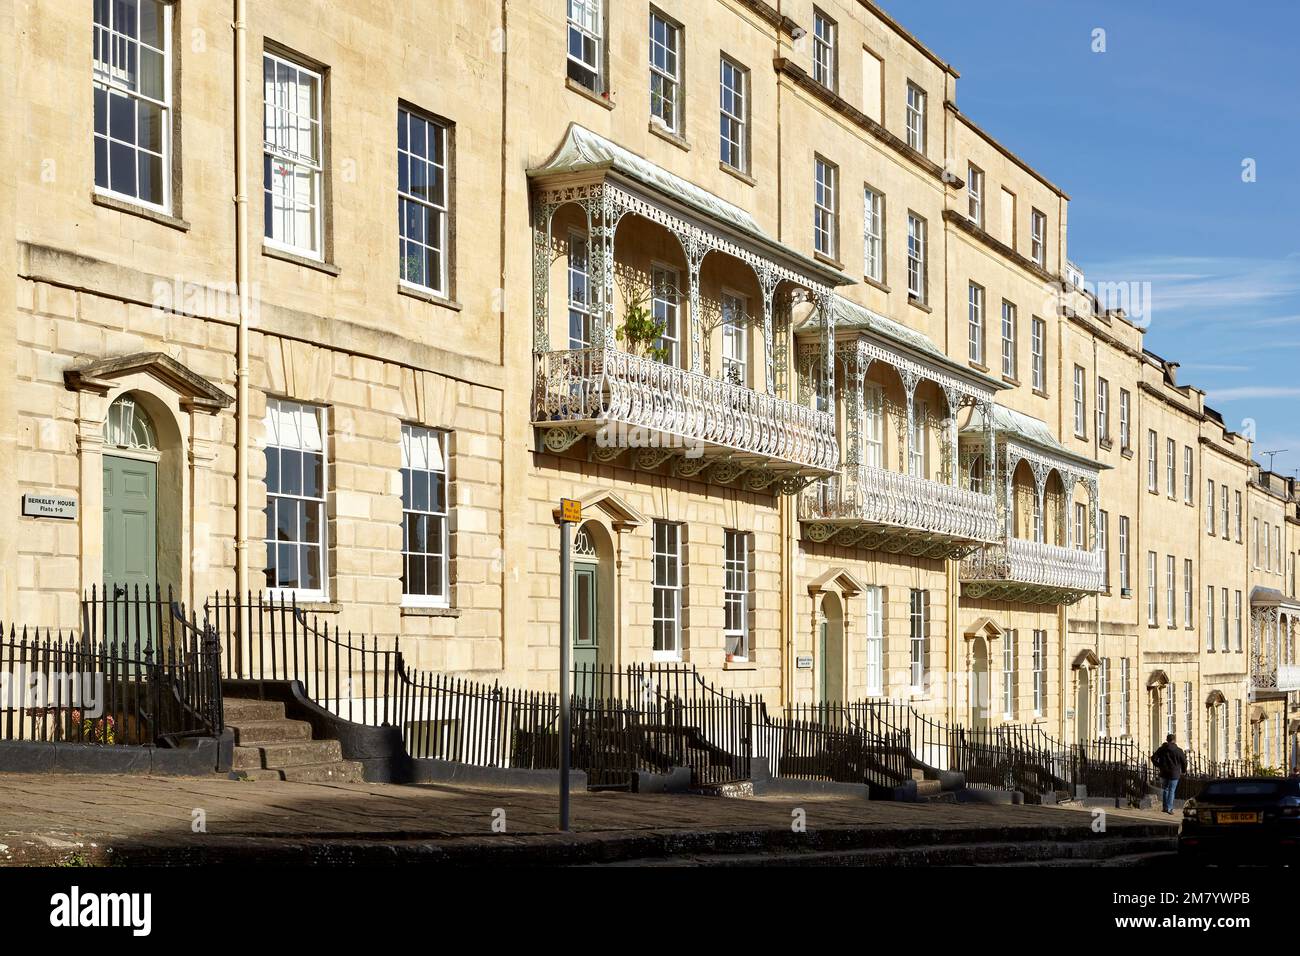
xmin=225 ymin=696 xmax=366 ymax=784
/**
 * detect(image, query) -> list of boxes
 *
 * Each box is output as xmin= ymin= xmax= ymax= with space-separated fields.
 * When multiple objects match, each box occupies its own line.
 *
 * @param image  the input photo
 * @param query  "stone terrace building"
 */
xmin=0 ymin=0 xmax=1296 ymax=767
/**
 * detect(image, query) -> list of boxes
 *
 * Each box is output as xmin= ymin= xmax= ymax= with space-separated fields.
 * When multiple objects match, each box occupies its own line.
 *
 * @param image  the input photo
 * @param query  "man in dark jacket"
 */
xmin=1152 ymin=734 xmax=1188 ymax=814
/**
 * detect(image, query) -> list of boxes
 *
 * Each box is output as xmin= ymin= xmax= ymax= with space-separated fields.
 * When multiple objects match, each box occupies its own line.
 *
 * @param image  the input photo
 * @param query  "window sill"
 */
xmin=263 ymin=244 xmax=341 ymax=276
xmin=649 ymin=122 xmax=690 ymax=151
xmin=566 ymin=77 xmax=614 ymax=110
xmin=968 ymin=360 xmax=990 ymax=374
xmin=1001 ymin=374 xmax=1020 ymax=387
xmin=1032 ymin=388 xmax=1050 ymax=400
xmin=814 ymin=251 xmax=845 ymax=271
xmin=723 ymin=659 xmax=755 ymax=672
xmin=719 ymin=162 xmax=755 ymax=186
xmin=861 ymin=274 xmax=890 ymax=294
xmin=92 ymin=191 xmax=191 ymax=232
xmin=907 ymin=296 xmax=932 ymax=314
xmin=398 ymin=283 xmax=463 ymax=311
xmin=295 ymin=602 xmax=342 ymax=614
xmin=1099 ymin=438 xmax=1113 ymax=452
xmin=402 ymin=605 xmax=459 ymax=618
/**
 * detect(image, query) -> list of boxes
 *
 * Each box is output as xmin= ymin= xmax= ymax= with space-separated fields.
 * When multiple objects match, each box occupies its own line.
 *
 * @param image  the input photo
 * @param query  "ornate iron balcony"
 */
xmin=960 ymin=538 xmax=1104 ymax=605
xmin=1251 ymin=663 xmax=1300 ymax=694
xmin=532 ymin=348 xmax=839 ymax=488
xmin=800 ymin=467 xmax=1000 ymax=559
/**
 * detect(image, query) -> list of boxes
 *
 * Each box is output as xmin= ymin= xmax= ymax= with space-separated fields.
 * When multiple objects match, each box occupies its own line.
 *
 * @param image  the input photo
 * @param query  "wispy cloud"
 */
xmin=1204 ymin=386 xmax=1300 ymax=401
xmin=1081 ymin=255 xmax=1300 ymax=324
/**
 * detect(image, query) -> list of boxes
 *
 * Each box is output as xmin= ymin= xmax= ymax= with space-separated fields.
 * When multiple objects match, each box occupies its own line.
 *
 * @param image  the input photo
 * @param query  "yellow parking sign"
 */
xmin=560 ymin=498 xmax=582 ymax=523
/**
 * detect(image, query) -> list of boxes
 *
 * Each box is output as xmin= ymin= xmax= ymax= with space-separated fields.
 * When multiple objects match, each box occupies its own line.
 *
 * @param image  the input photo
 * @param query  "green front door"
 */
xmin=572 ymin=563 xmax=598 ymax=697
xmin=103 ymin=454 xmax=158 ymax=601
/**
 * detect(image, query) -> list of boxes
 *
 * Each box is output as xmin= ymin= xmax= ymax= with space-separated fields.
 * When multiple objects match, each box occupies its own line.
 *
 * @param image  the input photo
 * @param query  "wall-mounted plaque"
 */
xmin=22 ymin=494 xmax=78 ymax=520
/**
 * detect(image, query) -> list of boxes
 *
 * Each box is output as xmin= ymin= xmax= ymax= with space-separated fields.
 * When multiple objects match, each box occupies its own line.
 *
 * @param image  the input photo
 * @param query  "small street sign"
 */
xmin=560 ymin=498 xmax=582 ymax=523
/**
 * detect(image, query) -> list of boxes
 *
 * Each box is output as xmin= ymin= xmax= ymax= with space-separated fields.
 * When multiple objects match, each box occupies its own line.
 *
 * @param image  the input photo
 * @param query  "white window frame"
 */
xmin=1183 ymin=446 xmax=1194 ymax=504
xmin=863 ymin=185 xmax=883 ymax=282
xmin=1207 ymin=479 xmax=1216 ymax=534
xmin=812 ymin=9 xmax=836 ymax=89
xmin=719 ymin=56 xmax=748 ymax=172
xmin=905 ymin=81 xmax=926 ymax=153
xmin=1221 ymin=486 xmax=1230 ymax=540
xmin=1073 ymin=365 xmax=1086 ymax=437
xmin=1002 ymin=628 xmax=1016 ymax=720
xmin=263 ymin=51 xmax=325 ymax=259
xmin=567 ymin=0 xmax=604 ymax=93
xmin=1165 ymin=554 xmax=1176 ymax=627
xmin=1235 ymin=491 xmax=1243 ymax=542
xmin=1032 ymin=630 xmax=1045 ymax=717
xmin=720 ymin=290 xmax=748 ymax=385
xmin=1120 ymin=658 xmax=1130 ymax=736
xmin=967 ymin=282 xmax=985 ymax=366
xmin=1099 ymin=511 xmax=1110 ymax=589
xmin=1001 ymin=300 xmax=1017 ymax=379
xmin=1165 ymin=438 xmax=1176 ymax=498
xmin=1097 ymin=658 xmax=1109 ymax=737
xmin=1183 ymin=558 xmax=1193 ymax=629
xmin=967 ymin=164 xmax=984 ymax=226
xmin=1221 ymin=586 xmax=1230 ymax=652
xmin=907 ymin=213 xmax=926 ymax=301
xmin=651 ymin=263 xmax=680 ymax=366
xmin=1030 ymin=317 xmax=1045 ymax=391
xmin=1119 ymin=515 xmax=1131 ymax=593
xmin=1030 ymin=208 xmax=1046 ymax=266
xmin=567 ymin=232 xmax=592 ymax=349
xmin=1097 ymin=377 xmax=1109 ymax=441
xmin=1235 ymin=590 xmax=1243 ymax=652
xmin=813 ymin=156 xmax=837 ymax=259
xmin=93 ymin=0 xmax=173 ymax=213
xmin=1075 ymin=503 xmax=1088 ymax=552
xmin=863 ymin=383 xmax=884 ymax=469
xmin=1147 ymin=430 xmax=1158 ymax=492
xmin=1206 ymin=585 xmax=1215 ymax=651
xmin=652 ymin=521 xmax=683 ymax=661
xmin=723 ymin=530 xmax=750 ymax=661
xmin=1146 ymin=551 xmax=1157 ymax=625
xmin=397 ymin=107 xmax=451 ymax=296
xmin=865 ymin=586 xmax=883 ymax=697
xmin=648 ymin=9 xmax=682 ymax=134
xmin=1119 ymin=389 xmax=1131 ymax=450
xmin=400 ymin=424 xmax=450 ymax=608
xmin=263 ymin=398 xmax=329 ymax=602
xmin=909 ymin=589 xmax=927 ymax=692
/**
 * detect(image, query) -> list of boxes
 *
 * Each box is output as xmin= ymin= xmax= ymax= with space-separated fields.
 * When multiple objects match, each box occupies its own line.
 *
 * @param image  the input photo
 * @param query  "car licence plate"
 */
xmin=1216 ymin=811 xmax=1260 ymax=824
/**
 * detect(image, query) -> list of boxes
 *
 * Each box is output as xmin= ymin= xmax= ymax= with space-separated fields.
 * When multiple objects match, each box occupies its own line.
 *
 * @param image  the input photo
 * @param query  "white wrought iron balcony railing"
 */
xmin=1251 ymin=662 xmax=1300 ymax=693
xmin=800 ymin=467 xmax=1000 ymax=558
xmin=532 ymin=347 xmax=839 ymax=484
xmin=960 ymin=538 xmax=1104 ymax=604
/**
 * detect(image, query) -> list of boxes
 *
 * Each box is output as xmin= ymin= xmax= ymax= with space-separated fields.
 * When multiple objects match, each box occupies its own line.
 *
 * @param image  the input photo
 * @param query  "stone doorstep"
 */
xmin=229 ymin=719 xmax=313 ymax=745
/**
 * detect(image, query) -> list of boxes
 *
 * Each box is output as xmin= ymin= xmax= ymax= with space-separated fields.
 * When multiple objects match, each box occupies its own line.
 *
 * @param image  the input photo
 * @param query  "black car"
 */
xmin=1179 ymin=776 xmax=1300 ymax=862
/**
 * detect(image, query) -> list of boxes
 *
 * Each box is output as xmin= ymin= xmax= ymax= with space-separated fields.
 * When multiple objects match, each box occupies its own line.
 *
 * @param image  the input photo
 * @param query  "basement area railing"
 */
xmin=3 ymin=586 xmax=224 ymax=747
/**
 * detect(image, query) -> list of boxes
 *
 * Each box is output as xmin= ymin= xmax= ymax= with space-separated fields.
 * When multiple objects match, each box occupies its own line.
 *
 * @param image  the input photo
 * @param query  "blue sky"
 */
xmin=878 ymin=0 xmax=1300 ymax=475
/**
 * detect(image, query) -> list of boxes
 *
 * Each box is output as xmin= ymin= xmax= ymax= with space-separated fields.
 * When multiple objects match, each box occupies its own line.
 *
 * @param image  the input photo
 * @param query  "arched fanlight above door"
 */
xmin=104 ymin=395 xmax=159 ymax=451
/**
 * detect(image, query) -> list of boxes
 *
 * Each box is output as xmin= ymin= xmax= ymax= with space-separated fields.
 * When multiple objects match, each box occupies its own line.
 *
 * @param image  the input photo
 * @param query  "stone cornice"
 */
xmin=773 ymin=58 xmax=956 ymax=187
xmin=946 ymin=101 xmax=1069 ymax=200
xmin=1199 ymin=435 xmax=1254 ymax=470
xmin=941 ymin=209 xmax=1055 ymax=284
xmin=732 ymin=0 xmax=802 ymax=36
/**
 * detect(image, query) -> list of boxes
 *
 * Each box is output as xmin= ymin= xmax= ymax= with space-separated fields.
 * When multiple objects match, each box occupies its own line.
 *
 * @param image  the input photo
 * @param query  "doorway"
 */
xmin=819 ymin=593 xmax=844 ymax=704
xmin=101 ymin=395 xmax=161 ymax=602
xmin=1075 ymin=667 xmax=1091 ymax=742
xmin=571 ymin=523 xmax=605 ymax=698
xmin=970 ymin=637 xmax=990 ymax=729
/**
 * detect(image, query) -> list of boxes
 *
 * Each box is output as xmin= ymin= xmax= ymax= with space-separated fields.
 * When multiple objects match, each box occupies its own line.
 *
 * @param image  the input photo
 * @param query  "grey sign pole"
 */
xmin=558 ymin=517 xmax=572 ymax=832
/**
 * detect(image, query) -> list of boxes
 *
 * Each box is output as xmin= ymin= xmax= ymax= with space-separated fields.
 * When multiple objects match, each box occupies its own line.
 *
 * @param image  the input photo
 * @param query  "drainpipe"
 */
xmin=233 ymin=0 xmax=250 ymax=669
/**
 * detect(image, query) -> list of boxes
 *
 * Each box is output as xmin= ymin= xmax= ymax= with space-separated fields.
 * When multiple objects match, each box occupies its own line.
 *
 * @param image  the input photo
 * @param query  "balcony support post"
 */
xmin=584 ymin=184 xmax=628 ymax=350
xmin=682 ymin=235 xmax=708 ymax=374
xmin=901 ymin=370 xmax=919 ymax=478
xmin=531 ymin=198 xmax=558 ymax=353
xmin=812 ymin=288 xmax=837 ymax=416
xmin=759 ymin=266 xmax=779 ymax=395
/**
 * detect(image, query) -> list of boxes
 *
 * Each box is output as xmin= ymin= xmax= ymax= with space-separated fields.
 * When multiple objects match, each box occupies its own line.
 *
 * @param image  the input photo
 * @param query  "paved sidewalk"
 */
xmin=0 ymin=774 xmax=1179 ymax=865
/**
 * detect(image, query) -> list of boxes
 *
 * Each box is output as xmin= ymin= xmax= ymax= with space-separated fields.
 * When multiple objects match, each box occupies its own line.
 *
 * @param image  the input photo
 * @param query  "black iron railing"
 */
xmin=752 ymin=701 xmax=913 ymax=793
xmin=5 ymin=586 xmax=223 ymax=747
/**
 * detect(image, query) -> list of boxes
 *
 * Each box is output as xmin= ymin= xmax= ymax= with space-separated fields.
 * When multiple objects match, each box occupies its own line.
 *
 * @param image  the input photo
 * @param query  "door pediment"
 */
xmin=65 ymin=352 xmax=233 ymax=413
